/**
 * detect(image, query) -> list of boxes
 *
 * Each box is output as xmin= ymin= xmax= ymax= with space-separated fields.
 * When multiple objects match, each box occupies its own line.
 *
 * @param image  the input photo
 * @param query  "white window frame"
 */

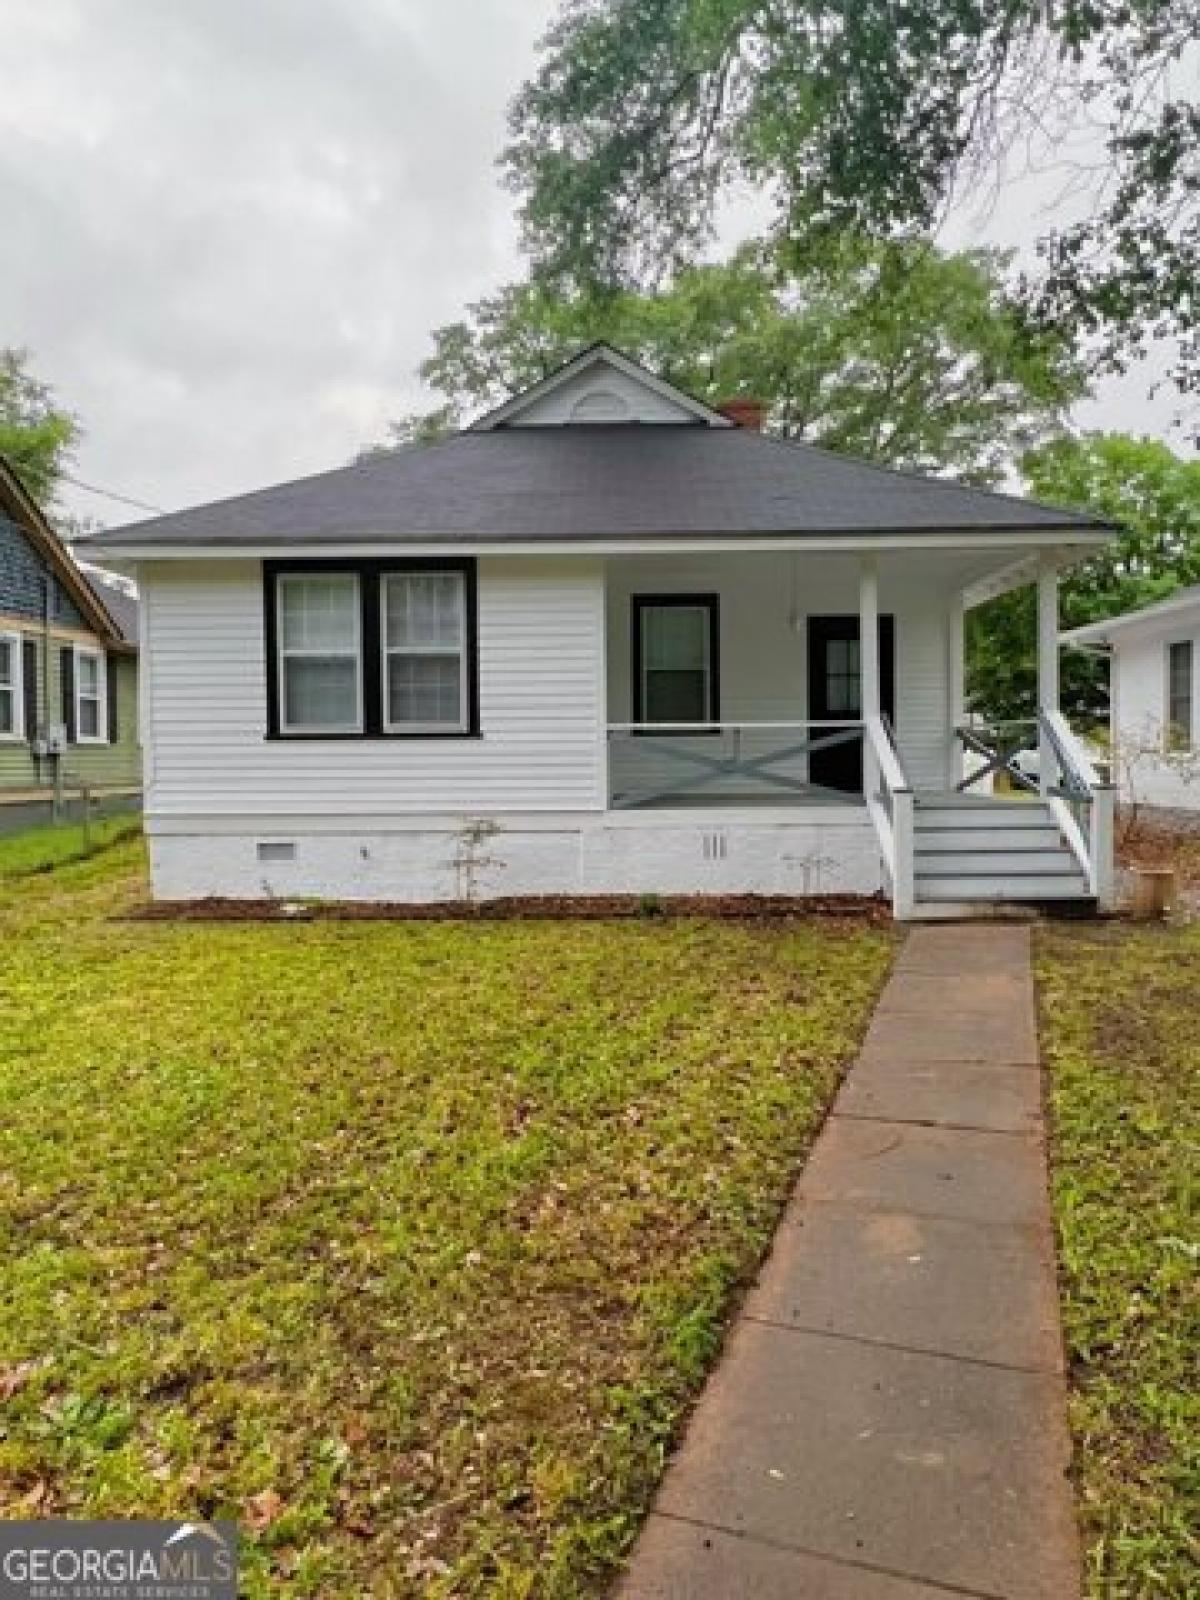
xmin=73 ymin=644 xmax=106 ymax=744
xmin=380 ymin=570 xmax=469 ymax=735
xmin=276 ymin=572 xmax=364 ymax=735
xmin=0 ymin=631 xmax=23 ymax=742
xmin=1165 ymin=636 xmax=1194 ymax=752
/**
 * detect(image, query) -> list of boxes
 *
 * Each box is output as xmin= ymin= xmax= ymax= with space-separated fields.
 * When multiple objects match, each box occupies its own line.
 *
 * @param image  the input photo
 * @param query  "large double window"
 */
xmin=267 ymin=560 xmax=477 ymax=739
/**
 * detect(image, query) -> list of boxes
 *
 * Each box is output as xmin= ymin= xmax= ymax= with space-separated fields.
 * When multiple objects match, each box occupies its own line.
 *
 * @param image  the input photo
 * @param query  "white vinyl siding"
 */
xmin=382 ymin=571 xmax=468 ymax=732
xmin=74 ymin=645 xmax=106 ymax=743
xmin=140 ymin=557 xmax=606 ymax=816
xmin=1108 ymin=620 xmax=1200 ymax=809
xmin=277 ymin=573 xmax=362 ymax=733
xmin=0 ymin=632 xmax=21 ymax=739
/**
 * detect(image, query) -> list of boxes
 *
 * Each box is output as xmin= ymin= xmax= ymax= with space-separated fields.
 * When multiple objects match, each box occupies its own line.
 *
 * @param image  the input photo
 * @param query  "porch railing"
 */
xmin=955 ymin=720 xmax=1040 ymax=794
xmin=1038 ymin=709 xmax=1116 ymax=905
xmin=606 ymin=720 xmax=863 ymax=809
xmin=864 ymin=714 xmax=914 ymax=918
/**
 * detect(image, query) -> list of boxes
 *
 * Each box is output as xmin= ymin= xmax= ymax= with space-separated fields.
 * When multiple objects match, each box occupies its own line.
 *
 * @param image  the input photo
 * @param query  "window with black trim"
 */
xmin=633 ymin=595 xmax=719 ymax=726
xmin=1167 ymin=639 xmax=1193 ymax=750
xmin=264 ymin=559 xmax=478 ymax=739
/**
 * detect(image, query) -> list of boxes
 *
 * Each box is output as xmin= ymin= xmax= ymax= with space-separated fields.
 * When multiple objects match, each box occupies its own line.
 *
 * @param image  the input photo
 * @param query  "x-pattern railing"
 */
xmin=607 ymin=720 xmax=863 ymax=808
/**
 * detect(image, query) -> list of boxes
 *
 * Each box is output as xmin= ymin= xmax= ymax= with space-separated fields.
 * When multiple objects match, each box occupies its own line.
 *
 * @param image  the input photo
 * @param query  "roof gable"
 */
xmin=470 ymin=343 xmax=732 ymax=431
xmin=1064 ymin=584 xmax=1200 ymax=647
xmin=0 ymin=458 xmax=135 ymax=647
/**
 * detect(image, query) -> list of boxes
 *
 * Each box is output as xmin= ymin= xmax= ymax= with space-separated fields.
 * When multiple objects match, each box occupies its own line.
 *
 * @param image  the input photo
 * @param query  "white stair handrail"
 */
xmin=864 ymin=714 xmax=915 ymax=920
xmin=1038 ymin=709 xmax=1116 ymax=906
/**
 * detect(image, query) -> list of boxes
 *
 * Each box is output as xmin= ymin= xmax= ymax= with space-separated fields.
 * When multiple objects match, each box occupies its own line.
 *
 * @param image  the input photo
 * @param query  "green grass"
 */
xmin=0 ymin=842 xmax=894 ymax=1597
xmin=0 ymin=811 xmax=142 ymax=879
xmin=1038 ymin=924 xmax=1200 ymax=1597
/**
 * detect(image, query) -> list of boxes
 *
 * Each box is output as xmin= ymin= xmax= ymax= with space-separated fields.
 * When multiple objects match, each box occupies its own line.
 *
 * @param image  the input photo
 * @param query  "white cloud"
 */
xmin=0 ymin=0 xmax=1191 ymax=529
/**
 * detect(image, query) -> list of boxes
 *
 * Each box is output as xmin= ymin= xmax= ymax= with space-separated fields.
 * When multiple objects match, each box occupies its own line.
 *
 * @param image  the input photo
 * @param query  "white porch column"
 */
xmin=859 ymin=555 xmax=880 ymax=720
xmin=1037 ymin=556 xmax=1060 ymax=793
xmin=948 ymin=591 xmax=965 ymax=786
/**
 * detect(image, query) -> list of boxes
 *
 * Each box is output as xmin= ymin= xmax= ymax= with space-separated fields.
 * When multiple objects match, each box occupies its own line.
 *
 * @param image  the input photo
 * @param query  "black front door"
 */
xmin=807 ymin=615 xmax=896 ymax=793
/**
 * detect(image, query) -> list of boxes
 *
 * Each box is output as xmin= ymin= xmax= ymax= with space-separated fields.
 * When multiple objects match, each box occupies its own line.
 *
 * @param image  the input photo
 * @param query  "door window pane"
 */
xmin=825 ymin=637 xmax=860 ymax=715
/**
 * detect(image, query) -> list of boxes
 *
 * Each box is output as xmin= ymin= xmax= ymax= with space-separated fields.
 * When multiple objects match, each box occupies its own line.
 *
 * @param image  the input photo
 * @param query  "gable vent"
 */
xmin=570 ymin=389 xmax=631 ymax=423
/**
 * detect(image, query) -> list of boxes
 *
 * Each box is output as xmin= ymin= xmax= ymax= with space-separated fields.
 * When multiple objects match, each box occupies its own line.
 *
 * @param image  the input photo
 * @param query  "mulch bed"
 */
xmin=125 ymin=891 xmax=892 ymax=925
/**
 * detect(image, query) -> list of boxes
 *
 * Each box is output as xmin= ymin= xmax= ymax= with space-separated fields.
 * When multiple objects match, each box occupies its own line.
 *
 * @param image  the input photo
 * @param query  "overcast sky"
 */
xmin=1 ymin=0 xmax=1192 ymax=528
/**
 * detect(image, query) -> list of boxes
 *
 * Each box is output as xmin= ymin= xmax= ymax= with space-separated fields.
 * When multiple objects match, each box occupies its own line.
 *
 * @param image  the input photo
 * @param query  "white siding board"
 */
xmin=1111 ymin=623 xmax=1200 ymax=809
xmin=141 ymin=557 xmax=606 ymax=816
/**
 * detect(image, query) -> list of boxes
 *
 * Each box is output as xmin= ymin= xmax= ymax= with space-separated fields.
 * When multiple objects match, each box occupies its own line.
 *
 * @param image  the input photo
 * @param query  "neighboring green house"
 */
xmin=0 ymin=457 xmax=140 ymax=814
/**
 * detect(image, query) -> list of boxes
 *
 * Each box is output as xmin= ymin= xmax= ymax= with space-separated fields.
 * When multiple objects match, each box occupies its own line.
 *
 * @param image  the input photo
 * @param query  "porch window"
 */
xmin=1167 ymin=639 xmax=1193 ymax=750
xmin=277 ymin=573 xmax=362 ymax=733
xmin=74 ymin=646 xmax=106 ymax=742
xmin=634 ymin=596 xmax=719 ymax=725
xmin=382 ymin=571 xmax=468 ymax=732
xmin=0 ymin=633 xmax=20 ymax=739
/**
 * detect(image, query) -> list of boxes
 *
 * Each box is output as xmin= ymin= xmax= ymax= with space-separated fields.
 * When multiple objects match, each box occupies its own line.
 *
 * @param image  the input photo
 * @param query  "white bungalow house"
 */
xmin=1065 ymin=585 xmax=1200 ymax=812
xmin=85 ymin=344 xmax=1117 ymax=918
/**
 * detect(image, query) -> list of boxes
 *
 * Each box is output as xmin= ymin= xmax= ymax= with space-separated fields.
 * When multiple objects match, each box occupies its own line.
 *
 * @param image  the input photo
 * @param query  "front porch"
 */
xmin=598 ymin=547 xmax=1114 ymax=918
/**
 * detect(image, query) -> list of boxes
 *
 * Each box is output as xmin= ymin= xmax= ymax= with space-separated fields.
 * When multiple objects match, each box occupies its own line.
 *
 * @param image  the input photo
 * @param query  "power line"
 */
xmin=58 ymin=470 xmax=168 ymax=517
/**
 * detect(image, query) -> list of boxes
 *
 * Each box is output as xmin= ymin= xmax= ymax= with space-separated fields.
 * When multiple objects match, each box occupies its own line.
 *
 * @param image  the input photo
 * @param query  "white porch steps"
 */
xmin=912 ymin=795 xmax=1093 ymax=911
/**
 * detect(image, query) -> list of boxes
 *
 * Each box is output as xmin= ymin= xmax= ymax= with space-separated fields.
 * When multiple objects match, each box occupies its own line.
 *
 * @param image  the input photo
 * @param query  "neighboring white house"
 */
xmin=85 ymin=344 xmax=1118 ymax=918
xmin=1065 ymin=586 xmax=1200 ymax=812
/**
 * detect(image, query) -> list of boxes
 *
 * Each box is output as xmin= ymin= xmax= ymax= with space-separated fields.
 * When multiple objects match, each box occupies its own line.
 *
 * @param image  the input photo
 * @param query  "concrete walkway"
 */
xmin=616 ymin=925 xmax=1080 ymax=1600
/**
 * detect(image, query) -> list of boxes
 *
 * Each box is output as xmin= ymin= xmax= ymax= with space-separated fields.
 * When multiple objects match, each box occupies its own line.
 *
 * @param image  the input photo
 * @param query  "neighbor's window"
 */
xmin=382 ymin=570 xmax=468 ymax=732
xmin=1167 ymin=639 xmax=1193 ymax=750
xmin=0 ymin=633 xmax=20 ymax=738
xmin=635 ymin=597 xmax=719 ymax=725
xmin=74 ymin=647 xmax=105 ymax=742
xmin=277 ymin=573 xmax=362 ymax=733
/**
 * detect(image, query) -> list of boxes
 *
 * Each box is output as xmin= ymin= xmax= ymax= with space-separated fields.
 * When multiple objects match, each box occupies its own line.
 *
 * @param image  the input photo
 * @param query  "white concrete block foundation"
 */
xmin=147 ymin=809 xmax=884 ymax=903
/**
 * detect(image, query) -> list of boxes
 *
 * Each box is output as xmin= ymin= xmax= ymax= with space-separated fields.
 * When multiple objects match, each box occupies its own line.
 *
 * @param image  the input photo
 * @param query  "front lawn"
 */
xmin=0 ymin=842 xmax=893 ymax=1597
xmin=1038 ymin=924 xmax=1199 ymax=1597
xmin=0 ymin=811 xmax=142 ymax=879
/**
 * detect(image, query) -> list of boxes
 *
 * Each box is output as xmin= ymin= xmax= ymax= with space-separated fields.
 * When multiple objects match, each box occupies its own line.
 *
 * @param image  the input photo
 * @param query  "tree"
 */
xmin=0 ymin=348 xmax=79 ymax=506
xmin=372 ymin=238 xmax=1084 ymax=483
xmin=967 ymin=434 xmax=1200 ymax=723
xmin=506 ymin=1 xmax=1199 ymax=399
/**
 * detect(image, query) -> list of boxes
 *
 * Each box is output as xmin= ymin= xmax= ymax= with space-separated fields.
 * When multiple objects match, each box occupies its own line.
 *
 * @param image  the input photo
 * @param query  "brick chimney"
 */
xmin=717 ymin=398 xmax=767 ymax=431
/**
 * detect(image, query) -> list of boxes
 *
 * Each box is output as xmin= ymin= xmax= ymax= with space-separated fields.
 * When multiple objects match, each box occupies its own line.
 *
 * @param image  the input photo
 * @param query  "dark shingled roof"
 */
xmin=81 ymin=570 xmax=139 ymax=642
xmin=86 ymin=426 xmax=1107 ymax=550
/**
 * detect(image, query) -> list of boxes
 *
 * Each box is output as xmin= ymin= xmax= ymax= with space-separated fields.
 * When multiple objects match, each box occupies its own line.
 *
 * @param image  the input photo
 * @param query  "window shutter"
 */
xmin=22 ymin=639 xmax=38 ymax=742
xmin=107 ymin=654 xmax=118 ymax=743
xmin=60 ymin=646 xmax=75 ymax=742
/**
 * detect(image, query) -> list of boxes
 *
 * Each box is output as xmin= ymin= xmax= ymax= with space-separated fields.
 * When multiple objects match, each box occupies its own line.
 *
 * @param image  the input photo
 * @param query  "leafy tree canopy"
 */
xmin=968 ymin=434 xmax=1200 ymax=723
xmin=373 ymin=237 xmax=1083 ymax=484
xmin=0 ymin=348 xmax=79 ymax=507
xmin=506 ymin=0 xmax=1199 ymax=399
